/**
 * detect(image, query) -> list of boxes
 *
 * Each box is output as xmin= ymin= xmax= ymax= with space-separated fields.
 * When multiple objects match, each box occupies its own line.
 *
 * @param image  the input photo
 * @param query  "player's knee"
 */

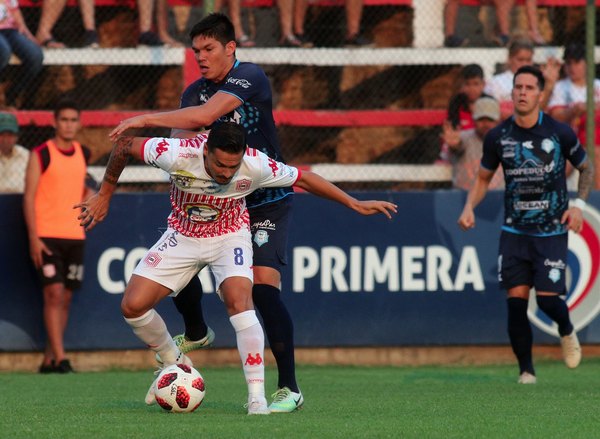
xmin=120 ymin=296 xmax=150 ymax=319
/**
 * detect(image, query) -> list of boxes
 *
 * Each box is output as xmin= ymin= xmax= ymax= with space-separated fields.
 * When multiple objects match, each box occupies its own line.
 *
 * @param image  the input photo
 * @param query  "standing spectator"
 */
xmin=525 ymin=0 xmax=546 ymax=46
xmin=458 ymin=66 xmax=592 ymax=384
xmin=137 ymin=0 xmax=183 ymax=46
xmin=216 ymin=0 xmax=255 ymax=47
xmin=277 ymin=0 xmax=312 ymax=47
xmin=35 ymin=0 xmax=98 ymax=48
xmin=23 ymin=100 xmax=95 ymax=374
xmin=441 ymin=96 xmax=504 ymax=190
xmin=484 ymin=38 xmax=534 ymax=117
xmin=0 ymin=0 xmax=43 ymax=107
xmin=547 ymin=42 xmax=600 ymax=189
xmin=443 ymin=0 xmax=513 ymax=47
xmin=0 ymin=112 xmax=29 ymax=193
xmin=344 ymin=0 xmax=370 ymax=46
xmin=438 ymin=64 xmax=488 ymax=164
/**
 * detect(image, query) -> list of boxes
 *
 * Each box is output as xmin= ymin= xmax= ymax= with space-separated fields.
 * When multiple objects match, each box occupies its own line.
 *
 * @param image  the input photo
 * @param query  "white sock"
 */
xmin=124 ymin=309 xmax=180 ymax=365
xmin=229 ymin=310 xmax=265 ymax=399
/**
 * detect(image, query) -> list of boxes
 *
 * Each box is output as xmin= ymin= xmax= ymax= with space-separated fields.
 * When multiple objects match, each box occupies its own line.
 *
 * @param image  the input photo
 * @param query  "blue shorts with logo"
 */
xmin=248 ymin=196 xmax=293 ymax=272
xmin=498 ymin=230 xmax=567 ymax=294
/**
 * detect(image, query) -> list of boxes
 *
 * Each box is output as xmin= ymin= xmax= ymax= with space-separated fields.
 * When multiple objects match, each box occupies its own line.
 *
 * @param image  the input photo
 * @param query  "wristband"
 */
xmin=573 ymin=198 xmax=586 ymax=209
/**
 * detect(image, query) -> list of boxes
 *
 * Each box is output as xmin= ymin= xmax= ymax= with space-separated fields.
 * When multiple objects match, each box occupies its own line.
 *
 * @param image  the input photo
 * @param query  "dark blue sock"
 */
xmin=536 ymin=295 xmax=573 ymax=337
xmin=173 ymin=276 xmax=208 ymax=341
xmin=253 ymin=284 xmax=299 ymax=393
xmin=507 ymin=297 xmax=535 ymax=375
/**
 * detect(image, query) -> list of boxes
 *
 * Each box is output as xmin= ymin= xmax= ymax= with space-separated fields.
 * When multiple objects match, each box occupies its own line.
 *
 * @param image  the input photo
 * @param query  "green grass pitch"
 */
xmin=1 ymin=361 xmax=598 ymax=439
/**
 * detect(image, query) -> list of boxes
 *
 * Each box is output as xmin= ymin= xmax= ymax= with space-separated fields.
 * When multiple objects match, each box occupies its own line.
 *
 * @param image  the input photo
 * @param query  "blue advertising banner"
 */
xmin=2 ymin=190 xmax=600 ymax=351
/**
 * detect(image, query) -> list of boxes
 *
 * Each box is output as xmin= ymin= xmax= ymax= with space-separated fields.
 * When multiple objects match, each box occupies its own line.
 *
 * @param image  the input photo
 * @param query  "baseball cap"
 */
xmin=472 ymin=97 xmax=500 ymax=121
xmin=564 ymin=43 xmax=585 ymax=62
xmin=0 ymin=112 xmax=18 ymax=133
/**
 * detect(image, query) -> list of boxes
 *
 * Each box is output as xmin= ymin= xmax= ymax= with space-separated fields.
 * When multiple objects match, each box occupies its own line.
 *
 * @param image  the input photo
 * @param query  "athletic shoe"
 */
xmin=443 ymin=35 xmax=469 ymax=48
xmin=518 ymin=371 xmax=537 ymax=384
xmin=145 ymin=353 xmax=193 ymax=405
xmin=268 ymin=387 xmax=304 ymax=413
xmin=155 ymin=327 xmax=215 ymax=365
xmin=56 ymin=359 xmax=75 ymax=373
xmin=245 ymin=397 xmax=270 ymax=415
xmin=560 ymin=331 xmax=582 ymax=368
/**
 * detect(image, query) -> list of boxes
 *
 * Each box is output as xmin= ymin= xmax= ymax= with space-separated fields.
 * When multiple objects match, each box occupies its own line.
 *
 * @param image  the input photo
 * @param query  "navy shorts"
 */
xmin=248 ymin=196 xmax=293 ymax=272
xmin=38 ymin=238 xmax=85 ymax=290
xmin=498 ymin=231 xmax=567 ymax=294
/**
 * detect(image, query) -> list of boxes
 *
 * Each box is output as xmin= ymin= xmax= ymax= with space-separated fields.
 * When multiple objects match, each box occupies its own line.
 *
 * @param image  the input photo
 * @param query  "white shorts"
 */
xmin=133 ymin=227 xmax=253 ymax=297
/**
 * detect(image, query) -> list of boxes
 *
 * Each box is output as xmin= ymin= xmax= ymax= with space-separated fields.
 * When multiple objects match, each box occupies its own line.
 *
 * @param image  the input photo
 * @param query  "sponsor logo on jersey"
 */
xmin=267 ymin=158 xmax=279 ymax=177
xmin=226 ymin=77 xmax=252 ymax=88
xmin=155 ymin=139 xmax=169 ymax=159
xmin=235 ymin=178 xmax=252 ymax=191
xmin=501 ymin=137 xmax=519 ymax=146
xmin=522 ymin=141 xmax=534 ymax=149
xmin=185 ymin=203 xmax=220 ymax=223
xmin=172 ymin=170 xmax=196 ymax=188
xmin=514 ymin=200 xmax=549 ymax=210
xmin=528 ymin=203 xmax=600 ymax=336
xmin=254 ymin=230 xmax=269 ymax=247
xmin=541 ymin=138 xmax=554 ymax=153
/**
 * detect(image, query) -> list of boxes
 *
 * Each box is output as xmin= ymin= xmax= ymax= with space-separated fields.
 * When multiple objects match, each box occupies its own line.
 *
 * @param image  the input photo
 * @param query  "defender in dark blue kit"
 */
xmin=110 ymin=13 xmax=303 ymax=412
xmin=458 ymin=65 xmax=594 ymax=384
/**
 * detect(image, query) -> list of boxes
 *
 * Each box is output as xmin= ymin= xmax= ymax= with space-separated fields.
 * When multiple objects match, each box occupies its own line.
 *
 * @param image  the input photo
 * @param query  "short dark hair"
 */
xmin=461 ymin=64 xmax=484 ymax=80
xmin=508 ymin=38 xmax=534 ymax=57
xmin=207 ymin=122 xmax=247 ymax=155
xmin=564 ymin=42 xmax=585 ymax=62
xmin=53 ymin=99 xmax=80 ymax=119
xmin=513 ymin=65 xmax=545 ymax=91
xmin=189 ymin=13 xmax=235 ymax=46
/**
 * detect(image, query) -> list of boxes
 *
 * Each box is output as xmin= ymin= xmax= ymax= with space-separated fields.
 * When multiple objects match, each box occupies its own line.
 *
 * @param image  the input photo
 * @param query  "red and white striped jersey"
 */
xmin=141 ymin=134 xmax=300 ymax=238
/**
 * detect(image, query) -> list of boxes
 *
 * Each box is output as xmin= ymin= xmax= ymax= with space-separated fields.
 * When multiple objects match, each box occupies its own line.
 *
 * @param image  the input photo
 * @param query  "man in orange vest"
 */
xmin=23 ymin=99 xmax=95 ymax=374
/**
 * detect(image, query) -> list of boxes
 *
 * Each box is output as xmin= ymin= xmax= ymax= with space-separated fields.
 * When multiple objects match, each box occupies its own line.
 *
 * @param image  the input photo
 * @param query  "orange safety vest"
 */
xmin=34 ymin=140 xmax=86 ymax=240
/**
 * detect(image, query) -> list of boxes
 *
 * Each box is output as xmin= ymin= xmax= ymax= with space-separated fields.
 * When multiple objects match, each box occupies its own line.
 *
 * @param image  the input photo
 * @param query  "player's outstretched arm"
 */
xmin=294 ymin=171 xmax=397 ymax=219
xmin=75 ymin=136 xmax=144 ymax=231
xmin=457 ymin=167 xmax=494 ymax=231
xmin=561 ymin=159 xmax=594 ymax=233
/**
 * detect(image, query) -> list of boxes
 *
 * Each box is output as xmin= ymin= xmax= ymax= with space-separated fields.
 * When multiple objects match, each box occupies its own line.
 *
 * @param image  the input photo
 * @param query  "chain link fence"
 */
xmin=1 ymin=1 xmax=597 ymax=191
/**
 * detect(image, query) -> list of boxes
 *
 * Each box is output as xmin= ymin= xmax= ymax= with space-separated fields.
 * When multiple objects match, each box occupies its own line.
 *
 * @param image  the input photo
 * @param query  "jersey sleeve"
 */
xmin=219 ymin=63 xmax=269 ymax=105
xmin=142 ymin=137 xmax=183 ymax=172
xmin=480 ymin=128 xmax=500 ymax=171
xmin=179 ymin=81 xmax=201 ymax=109
xmin=560 ymin=123 xmax=587 ymax=168
xmin=254 ymin=150 xmax=300 ymax=188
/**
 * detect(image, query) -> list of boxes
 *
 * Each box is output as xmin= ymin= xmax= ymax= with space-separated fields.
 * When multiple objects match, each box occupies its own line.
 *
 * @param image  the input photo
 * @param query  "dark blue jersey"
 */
xmin=180 ymin=60 xmax=292 ymax=208
xmin=481 ymin=111 xmax=587 ymax=236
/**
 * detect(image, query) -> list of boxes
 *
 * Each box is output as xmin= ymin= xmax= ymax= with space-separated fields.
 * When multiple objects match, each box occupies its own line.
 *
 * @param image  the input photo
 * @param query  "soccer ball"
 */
xmin=154 ymin=363 xmax=206 ymax=413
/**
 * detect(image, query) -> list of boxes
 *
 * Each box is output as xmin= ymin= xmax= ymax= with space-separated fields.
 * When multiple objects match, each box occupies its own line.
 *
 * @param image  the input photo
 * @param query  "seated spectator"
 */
xmin=438 ymin=63 xmax=489 ymax=163
xmin=138 ymin=0 xmax=182 ymax=46
xmin=441 ymin=96 xmax=504 ymax=190
xmin=444 ymin=0 xmax=513 ymax=47
xmin=0 ymin=1 xmax=44 ymax=107
xmin=35 ymin=0 xmax=98 ymax=48
xmin=525 ymin=0 xmax=546 ymax=46
xmin=547 ymin=42 xmax=600 ymax=188
xmin=0 ymin=112 xmax=29 ymax=193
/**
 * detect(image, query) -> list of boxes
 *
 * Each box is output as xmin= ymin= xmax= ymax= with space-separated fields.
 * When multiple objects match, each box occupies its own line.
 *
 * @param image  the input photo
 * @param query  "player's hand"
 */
xmin=562 ymin=206 xmax=583 ymax=233
xmin=457 ymin=206 xmax=475 ymax=231
xmin=351 ymin=200 xmax=398 ymax=219
xmin=109 ymin=115 xmax=148 ymax=141
xmin=29 ymin=237 xmax=52 ymax=269
xmin=74 ymin=193 xmax=111 ymax=231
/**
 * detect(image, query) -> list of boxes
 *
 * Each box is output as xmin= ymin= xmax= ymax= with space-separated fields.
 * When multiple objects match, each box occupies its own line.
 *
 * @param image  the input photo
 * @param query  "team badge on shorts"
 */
xmin=143 ymin=252 xmax=162 ymax=267
xmin=548 ymin=268 xmax=561 ymax=283
xmin=528 ymin=203 xmax=600 ymax=336
xmin=254 ymin=230 xmax=269 ymax=247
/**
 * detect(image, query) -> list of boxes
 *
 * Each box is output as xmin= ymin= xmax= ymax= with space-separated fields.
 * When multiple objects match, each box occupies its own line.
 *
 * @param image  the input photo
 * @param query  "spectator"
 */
xmin=35 ymin=0 xmax=98 ymax=48
xmin=138 ymin=0 xmax=182 ymax=46
xmin=344 ymin=0 xmax=370 ymax=46
xmin=441 ymin=96 xmax=504 ymax=190
xmin=216 ymin=0 xmax=255 ymax=47
xmin=444 ymin=0 xmax=513 ymax=47
xmin=0 ymin=0 xmax=43 ymax=107
xmin=525 ymin=0 xmax=546 ymax=46
xmin=484 ymin=38 xmax=534 ymax=117
xmin=438 ymin=64 xmax=489 ymax=164
xmin=0 ymin=112 xmax=29 ymax=193
xmin=23 ymin=99 xmax=95 ymax=374
xmin=547 ymin=42 xmax=600 ymax=188
xmin=277 ymin=0 xmax=312 ymax=47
